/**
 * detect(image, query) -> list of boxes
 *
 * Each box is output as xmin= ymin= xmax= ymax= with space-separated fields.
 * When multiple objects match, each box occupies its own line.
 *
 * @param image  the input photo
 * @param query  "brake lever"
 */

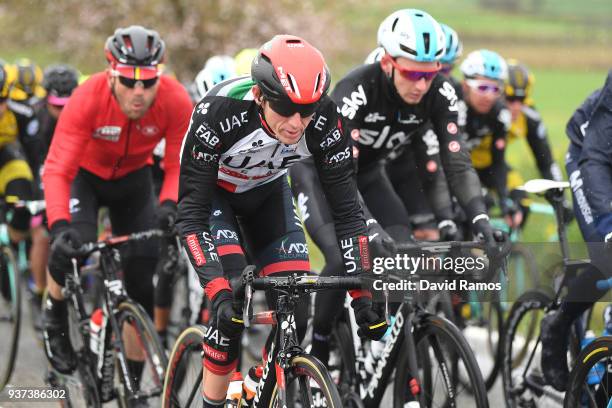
xmin=244 ymin=283 xmax=252 ymax=328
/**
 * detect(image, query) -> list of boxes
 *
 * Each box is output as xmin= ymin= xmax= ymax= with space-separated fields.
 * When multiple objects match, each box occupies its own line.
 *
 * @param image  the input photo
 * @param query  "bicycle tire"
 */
xmin=456 ymin=291 xmax=504 ymax=391
xmin=269 ymin=354 xmax=343 ymax=408
xmin=114 ymin=300 xmax=168 ymax=407
xmin=393 ymin=313 xmax=489 ymax=408
xmin=58 ymin=288 xmax=102 ymax=408
xmin=162 ymin=324 xmax=206 ymax=408
xmin=66 ymin=363 xmax=102 ymax=408
xmin=501 ymin=289 xmax=551 ymax=408
xmin=506 ymin=244 xmax=539 ymax=297
xmin=333 ymin=321 xmax=357 ymax=385
xmin=0 ymin=245 xmax=20 ymax=391
xmin=564 ymin=336 xmax=612 ymax=408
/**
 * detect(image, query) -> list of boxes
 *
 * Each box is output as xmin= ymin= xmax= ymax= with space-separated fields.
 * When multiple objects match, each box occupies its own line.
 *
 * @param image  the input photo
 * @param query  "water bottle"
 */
xmin=225 ymin=371 xmax=243 ymax=407
xmin=241 ymin=365 xmax=262 ymax=406
xmin=581 ymin=330 xmax=604 ymax=385
xmin=89 ymin=308 xmax=104 ymax=355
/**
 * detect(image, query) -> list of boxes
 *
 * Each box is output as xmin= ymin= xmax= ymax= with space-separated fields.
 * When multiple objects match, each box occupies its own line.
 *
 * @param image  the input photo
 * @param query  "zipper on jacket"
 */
xmin=111 ymin=120 xmax=132 ymax=179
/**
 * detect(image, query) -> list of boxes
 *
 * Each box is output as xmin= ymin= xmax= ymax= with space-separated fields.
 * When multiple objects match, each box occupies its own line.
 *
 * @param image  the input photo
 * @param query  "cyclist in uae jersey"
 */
xmin=176 ymin=35 xmax=388 ymax=407
xmin=331 ymin=9 xmax=496 ymax=247
xmin=540 ymin=70 xmax=612 ymax=391
xmin=41 ymin=25 xmax=193 ymax=375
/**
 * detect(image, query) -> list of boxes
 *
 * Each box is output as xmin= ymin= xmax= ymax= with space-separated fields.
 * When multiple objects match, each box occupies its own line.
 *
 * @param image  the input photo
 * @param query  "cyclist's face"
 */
xmin=381 ymin=57 xmax=439 ymax=105
xmin=506 ymin=99 xmax=524 ymax=122
xmin=253 ymin=86 xmax=314 ymax=144
xmin=0 ymin=99 xmax=6 ymax=115
xmin=108 ymin=72 xmax=159 ymax=120
xmin=463 ymin=76 xmax=502 ymax=114
xmin=47 ymin=103 xmax=64 ymax=120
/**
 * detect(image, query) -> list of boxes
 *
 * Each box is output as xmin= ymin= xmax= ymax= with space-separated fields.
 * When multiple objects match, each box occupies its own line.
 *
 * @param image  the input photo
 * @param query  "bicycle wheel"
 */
xmin=456 ymin=290 xmax=504 ymax=390
xmin=56 ymin=289 xmax=102 ymax=408
xmin=393 ymin=313 xmax=489 ymax=408
xmin=114 ymin=300 xmax=168 ymax=407
xmin=162 ymin=325 xmax=206 ymax=408
xmin=329 ymin=321 xmax=365 ymax=407
xmin=564 ymin=336 xmax=612 ymax=408
xmin=501 ymin=289 xmax=551 ymax=408
xmin=269 ymin=354 xmax=343 ymax=408
xmin=505 ymin=244 xmax=539 ymax=300
xmin=59 ymin=363 xmax=102 ymax=408
xmin=0 ymin=245 xmax=20 ymax=391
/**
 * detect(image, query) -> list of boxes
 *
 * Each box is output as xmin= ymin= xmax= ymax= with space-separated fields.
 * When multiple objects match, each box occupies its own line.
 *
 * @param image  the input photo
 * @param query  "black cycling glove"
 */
xmin=212 ymin=290 xmax=244 ymax=339
xmin=351 ymin=296 xmax=388 ymax=341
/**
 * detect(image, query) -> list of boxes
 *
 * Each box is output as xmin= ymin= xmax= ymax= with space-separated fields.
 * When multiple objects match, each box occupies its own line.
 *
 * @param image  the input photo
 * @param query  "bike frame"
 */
xmin=63 ymin=231 xmax=164 ymax=402
xmin=342 ymin=287 xmax=433 ymax=407
xmin=248 ymin=291 xmax=306 ymax=407
xmin=506 ymin=186 xmax=592 ymax=403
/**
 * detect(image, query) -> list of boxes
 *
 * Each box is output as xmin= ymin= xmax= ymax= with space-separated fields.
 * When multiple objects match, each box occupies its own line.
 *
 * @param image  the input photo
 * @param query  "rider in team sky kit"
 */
xmin=291 ymin=9 xmax=503 ymax=369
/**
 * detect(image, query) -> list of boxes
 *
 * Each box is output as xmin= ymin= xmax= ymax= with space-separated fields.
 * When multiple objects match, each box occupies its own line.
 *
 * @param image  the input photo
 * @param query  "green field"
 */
xmin=506 ymin=68 xmax=607 ymax=244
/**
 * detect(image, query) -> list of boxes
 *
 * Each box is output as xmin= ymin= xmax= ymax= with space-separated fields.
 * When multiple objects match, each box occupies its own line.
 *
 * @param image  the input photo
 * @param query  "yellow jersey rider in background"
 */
xmin=7 ymin=58 xmax=46 ymax=104
xmin=503 ymin=59 xmax=571 ymax=225
xmin=0 ymin=64 xmax=38 ymax=242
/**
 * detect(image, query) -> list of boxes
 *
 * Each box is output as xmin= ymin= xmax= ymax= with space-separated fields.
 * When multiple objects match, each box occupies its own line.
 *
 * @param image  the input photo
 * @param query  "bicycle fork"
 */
xmin=401 ymin=304 xmax=425 ymax=407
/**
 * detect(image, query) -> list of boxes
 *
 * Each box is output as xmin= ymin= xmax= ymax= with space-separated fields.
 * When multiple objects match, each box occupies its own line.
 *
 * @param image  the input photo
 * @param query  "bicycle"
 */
xmin=0 ymin=198 xmax=46 ymax=391
xmin=328 ymin=239 xmax=509 ymax=408
xmin=158 ymin=231 xmax=271 ymax=364
xmin=501 ymin=178 xmax=592 ymax=407
xmin=46 ymin=229 xmax=168 ymax=407
xmin=162 ymin=265 xmax=363 ymax=408
xmin=563 ymin=277 xmax=612 ymax=408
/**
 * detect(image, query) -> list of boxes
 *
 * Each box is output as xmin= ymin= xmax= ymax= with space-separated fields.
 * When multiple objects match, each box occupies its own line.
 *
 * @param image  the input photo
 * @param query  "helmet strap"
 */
xmin=257 ymin=104 xmax=277 ymax=138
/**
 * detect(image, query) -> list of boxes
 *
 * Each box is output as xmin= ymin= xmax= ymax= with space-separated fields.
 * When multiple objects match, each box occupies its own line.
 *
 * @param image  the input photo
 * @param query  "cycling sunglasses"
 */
xmin=506 ymin=95 xmax=526 ymax=103
xmin=384 ymin=55 xmax=440 ymax=82
xmin=117 ymin=76 xmax=159 ymax=89
xmin=266 ymin=97 xmax=319 ymax=118
xmin=466 ymin=79 xmax=502 ymax=94
xmin=440 ymin=64 xmax=454 ymax=76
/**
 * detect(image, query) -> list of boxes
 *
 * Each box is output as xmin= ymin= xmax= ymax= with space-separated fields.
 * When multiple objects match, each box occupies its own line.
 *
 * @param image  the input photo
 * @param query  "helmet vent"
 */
xmin=391 ymin=17 xmax=399 ymax=32
xmin=422 ymin=33 xmax=430 ymax=54
xmin=286 ymin=39 xmax=303 ymax=46
xmin=122 ymin=35 xmax=133 ymax=52
xmin=287 ymin=73 xmax=300 ymax=98
xmin=313 ymin=72 xmax=321 ymax=95
xmin=399 ymin=44 xmax=417 ymax=57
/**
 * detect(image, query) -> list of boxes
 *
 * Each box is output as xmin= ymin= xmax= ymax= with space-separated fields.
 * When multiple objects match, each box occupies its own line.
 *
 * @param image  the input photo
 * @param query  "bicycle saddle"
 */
xmin=517 ymin=179 xmax=570 ymax=194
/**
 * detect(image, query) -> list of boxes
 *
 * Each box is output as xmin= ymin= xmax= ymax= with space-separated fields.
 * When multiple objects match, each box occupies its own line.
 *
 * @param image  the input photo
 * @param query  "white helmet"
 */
xmin=439 ymin=24 xmax=463 ymax=65
xmin=460 ymin=49 xmax=508 ymax=81
xmin=364 ymin=47 xmax=385 ymax=64
xmin=377 ymin=9 xmax=446 ymax=62
xmin=194 ymin=55 xmax=236 ymax=99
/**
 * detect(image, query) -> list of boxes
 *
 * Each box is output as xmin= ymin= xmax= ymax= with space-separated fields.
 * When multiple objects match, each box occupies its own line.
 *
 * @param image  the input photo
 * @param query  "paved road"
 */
xmin=3 ymin=290 xmax=563 ymax=407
